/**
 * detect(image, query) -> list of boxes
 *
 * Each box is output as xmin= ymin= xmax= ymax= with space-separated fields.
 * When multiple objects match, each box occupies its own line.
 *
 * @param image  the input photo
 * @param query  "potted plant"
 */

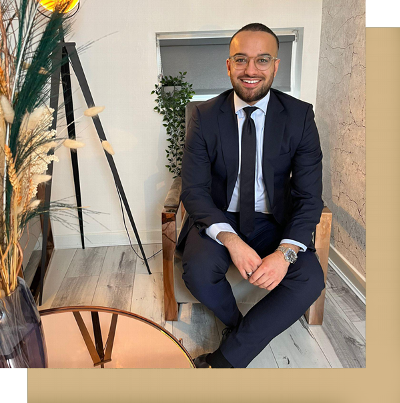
xmin=152 ymin=72 xmax=195 ymax=177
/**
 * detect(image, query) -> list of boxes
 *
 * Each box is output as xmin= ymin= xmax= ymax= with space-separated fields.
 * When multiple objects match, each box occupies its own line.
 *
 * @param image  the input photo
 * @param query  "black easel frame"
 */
xmin=38 ymin=41 xmax=151 ymax=304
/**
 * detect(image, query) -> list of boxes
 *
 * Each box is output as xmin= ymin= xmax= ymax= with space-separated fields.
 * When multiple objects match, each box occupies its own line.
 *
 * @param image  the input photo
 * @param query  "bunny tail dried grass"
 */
xmin=102 ymin=140 xmax=115 ymax=155
xmin=21 ymin=105 xmax=47 ymax=131
xmin=84 ymin=106 xmax=105 ymax=117
xmin=0 ymin=95 xmax=14 ymax=123
xmin=63 ymin=138 xmax=85 ymax=149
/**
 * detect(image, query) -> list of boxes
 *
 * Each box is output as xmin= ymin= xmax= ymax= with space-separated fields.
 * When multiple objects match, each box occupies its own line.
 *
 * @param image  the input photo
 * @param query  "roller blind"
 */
xmin=159 ymin=35 xmax=295 ymax=95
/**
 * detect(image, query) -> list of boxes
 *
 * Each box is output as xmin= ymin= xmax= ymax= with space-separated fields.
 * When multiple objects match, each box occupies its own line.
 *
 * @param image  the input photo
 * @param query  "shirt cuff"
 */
xmin=280 ymin=239 xmax=307 ymax=252
xmin=205 ymin=223 xmax=237 ymax=245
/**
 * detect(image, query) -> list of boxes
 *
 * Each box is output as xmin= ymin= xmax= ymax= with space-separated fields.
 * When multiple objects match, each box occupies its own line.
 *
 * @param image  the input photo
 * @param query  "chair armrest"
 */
xmin=163 ymin=177 xmax=182 ymax=213
xmin=304 ymin=206 xmax=332 ymax=325
xmin=315 ymin=206 xmax=332 ymax=277
xmin=162 ymin=176 xmax=183 ymax=321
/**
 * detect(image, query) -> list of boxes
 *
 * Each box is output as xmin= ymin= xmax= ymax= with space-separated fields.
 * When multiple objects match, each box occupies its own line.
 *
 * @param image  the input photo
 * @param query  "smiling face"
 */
xmin=227 ymin=30 xmax=280 ymax=105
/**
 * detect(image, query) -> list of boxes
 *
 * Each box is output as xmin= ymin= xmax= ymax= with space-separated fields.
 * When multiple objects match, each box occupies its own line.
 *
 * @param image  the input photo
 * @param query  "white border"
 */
xmin=366 ymin=0 xmax=400 ymax=27
xmin=4 ymin=369 xmax=27 ymax=402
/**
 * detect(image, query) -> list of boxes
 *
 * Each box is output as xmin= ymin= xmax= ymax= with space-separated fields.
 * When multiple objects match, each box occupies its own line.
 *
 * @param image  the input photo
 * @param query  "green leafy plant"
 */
xmin=152 ymin=72 xmax=194 ymax=177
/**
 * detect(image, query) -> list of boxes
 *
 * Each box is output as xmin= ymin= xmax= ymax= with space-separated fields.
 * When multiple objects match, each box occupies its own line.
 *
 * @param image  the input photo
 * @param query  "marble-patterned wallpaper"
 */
xmin=315 ymin=0 xmax=366 ymax=277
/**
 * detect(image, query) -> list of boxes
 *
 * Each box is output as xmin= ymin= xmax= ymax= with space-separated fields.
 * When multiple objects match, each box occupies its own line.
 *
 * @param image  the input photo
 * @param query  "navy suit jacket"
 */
xmin=177 ymin=88 xmax=323 ymax=251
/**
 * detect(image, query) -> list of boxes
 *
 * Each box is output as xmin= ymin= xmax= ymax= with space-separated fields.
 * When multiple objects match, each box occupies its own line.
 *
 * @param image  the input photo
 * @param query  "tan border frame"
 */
xmin=27 ymin=27 xmax=400 ymax=403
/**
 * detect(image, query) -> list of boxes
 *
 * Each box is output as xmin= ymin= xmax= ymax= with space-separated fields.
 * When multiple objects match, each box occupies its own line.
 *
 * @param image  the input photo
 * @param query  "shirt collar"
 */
xmin=234 ymin=90 xmax=271 ymax=115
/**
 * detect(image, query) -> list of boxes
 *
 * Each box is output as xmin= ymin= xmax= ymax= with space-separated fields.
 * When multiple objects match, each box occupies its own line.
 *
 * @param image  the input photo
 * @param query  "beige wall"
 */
xmin=315 ymin=0 xmax=366 ymax=277
xmin=51 ymin=0 xmax=323 ymax=248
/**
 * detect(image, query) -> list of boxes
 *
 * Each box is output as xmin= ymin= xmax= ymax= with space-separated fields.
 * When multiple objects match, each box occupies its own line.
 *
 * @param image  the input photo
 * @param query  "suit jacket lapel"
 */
xmin=262 ymin=89 xmax=286 ymax=209
xmin=218 ymin=91 xmax=239 ymax=204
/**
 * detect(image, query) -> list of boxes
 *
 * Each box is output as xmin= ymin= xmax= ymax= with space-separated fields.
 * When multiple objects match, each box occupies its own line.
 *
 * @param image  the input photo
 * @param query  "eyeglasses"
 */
xmin=229 ymin=55 xmax=279 ymax=71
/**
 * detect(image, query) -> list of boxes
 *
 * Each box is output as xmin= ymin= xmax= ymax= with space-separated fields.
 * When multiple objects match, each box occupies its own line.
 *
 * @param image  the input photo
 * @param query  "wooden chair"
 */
xmin=162 ymin=176 xmax=332 ymax=325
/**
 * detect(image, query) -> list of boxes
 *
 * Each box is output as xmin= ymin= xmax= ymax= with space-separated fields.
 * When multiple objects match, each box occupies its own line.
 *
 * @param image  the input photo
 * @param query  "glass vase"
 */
xmin=0 ymin=277 xmax=47 ymax=368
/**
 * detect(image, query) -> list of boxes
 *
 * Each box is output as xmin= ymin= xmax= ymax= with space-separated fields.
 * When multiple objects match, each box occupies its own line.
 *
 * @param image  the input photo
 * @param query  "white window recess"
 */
xmin=156 ymin=28 xmax=303 ymax=101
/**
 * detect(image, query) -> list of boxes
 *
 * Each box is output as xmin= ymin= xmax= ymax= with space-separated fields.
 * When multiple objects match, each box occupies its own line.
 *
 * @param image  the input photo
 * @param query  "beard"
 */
xmin=230 ymin=74 xmax=274 ymax=104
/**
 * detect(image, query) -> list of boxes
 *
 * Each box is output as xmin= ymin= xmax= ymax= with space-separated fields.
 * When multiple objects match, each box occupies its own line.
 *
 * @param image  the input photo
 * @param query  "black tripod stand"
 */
xmin=38 ymin=41 xmax=150 ymax=304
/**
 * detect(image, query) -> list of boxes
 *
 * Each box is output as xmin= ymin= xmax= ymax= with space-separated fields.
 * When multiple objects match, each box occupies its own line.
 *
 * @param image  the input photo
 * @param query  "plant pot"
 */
xmin=0 ymin=277 xmax=47 ymax=368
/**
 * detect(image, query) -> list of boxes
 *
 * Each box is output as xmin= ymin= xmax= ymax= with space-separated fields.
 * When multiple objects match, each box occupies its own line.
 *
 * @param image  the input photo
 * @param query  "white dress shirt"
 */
xmin=205 ymin=91 xmax=307 ymax=252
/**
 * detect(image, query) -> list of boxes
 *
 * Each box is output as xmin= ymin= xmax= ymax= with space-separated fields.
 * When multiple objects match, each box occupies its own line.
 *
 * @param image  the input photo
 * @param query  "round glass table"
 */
xmin=40 ymin=306 xmax=194 ymax=368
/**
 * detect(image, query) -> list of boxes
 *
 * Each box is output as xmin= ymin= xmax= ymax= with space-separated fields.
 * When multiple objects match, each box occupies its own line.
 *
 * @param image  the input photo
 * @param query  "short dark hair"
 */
xmin=229 ymin=23 xmax=280 ymax=51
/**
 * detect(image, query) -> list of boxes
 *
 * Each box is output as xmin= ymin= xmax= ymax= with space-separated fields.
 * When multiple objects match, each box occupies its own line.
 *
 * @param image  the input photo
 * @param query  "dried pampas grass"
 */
xmin=84 ymin=106 xmax=105 ymax=117
xmin=102 ymin=140 xmax=115 ymax=155
xmin=64 ymin=139 xmax=85 ymax=149
xmin=1 ymin=0 xmax=76 ymax=296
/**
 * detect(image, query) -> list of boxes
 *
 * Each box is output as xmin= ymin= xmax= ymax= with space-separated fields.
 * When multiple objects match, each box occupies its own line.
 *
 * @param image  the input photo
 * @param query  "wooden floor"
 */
xmin=26 ymin=244 xmax=366 ymax=368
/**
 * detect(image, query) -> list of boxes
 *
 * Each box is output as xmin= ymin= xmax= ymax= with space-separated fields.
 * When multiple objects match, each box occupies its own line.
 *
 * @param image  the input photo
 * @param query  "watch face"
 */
xmin=286 ymin=249 xmax=297 ymax=262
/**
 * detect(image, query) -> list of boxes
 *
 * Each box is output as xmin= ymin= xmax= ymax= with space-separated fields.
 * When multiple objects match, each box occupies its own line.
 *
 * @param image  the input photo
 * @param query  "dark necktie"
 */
xmin=240 ymin=106 xmax=257 ymax=237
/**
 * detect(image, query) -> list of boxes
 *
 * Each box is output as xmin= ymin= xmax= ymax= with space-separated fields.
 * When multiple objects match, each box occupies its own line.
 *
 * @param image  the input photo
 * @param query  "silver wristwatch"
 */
xmin=276 ymin=245 xmax=298 ymax=264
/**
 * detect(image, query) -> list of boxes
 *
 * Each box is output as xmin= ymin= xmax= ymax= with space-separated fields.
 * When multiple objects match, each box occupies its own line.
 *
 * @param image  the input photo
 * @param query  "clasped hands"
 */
xmin=217 ymin=232 xmax=292 ymax=291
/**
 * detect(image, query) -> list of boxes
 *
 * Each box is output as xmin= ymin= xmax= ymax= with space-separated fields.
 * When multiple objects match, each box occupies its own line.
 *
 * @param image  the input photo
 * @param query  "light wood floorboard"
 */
xmin=302 ymin=316 xmax=344 ymax=368
xmin=98 ymin=245 xmax=137 ymax=287
xmin=353 ymin=321 xmax=366 ymax=340
xmin=37 ymin=244 xmax=366 ymax=368
xmin=92 ymin=285 xmax=133 ymax=312
xmin=269 ymin=319 xmax=331 ymax=368
xmin=246 ymin=345 xmax=278 ymax=368
xmin=326 ymin=265 xmax=345 ymax=289
xmin=136 ymin=244 xmax=163 ymax=274
xmin=131 ymin=272 xmax=164 ymax=326
xmin=51 ymin=275 xmax=99 ymax=307
xmin=164 ymin=320 xmax=174 ymax=337
xmin=318 ymin=291 xmax=366 ymax=368
xmin=66 ymin=247 xmax=107 ymax=278
xmin=39 ymin=249 xmax=76 ymax=310
xmin=172 ymin=303 xmax=220 ymax=359
xmin=328 ymin=282 xmax=366 ymax=323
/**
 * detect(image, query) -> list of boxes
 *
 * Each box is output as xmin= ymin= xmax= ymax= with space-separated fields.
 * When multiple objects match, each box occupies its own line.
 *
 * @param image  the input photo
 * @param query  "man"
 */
xmin=177 ymin=23 xmax=325 ymax=368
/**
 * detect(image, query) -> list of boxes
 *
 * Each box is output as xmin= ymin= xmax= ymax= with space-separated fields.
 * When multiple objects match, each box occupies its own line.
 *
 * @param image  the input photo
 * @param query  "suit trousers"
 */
xmin=181 ymin=211 xmax=325 ymax=368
